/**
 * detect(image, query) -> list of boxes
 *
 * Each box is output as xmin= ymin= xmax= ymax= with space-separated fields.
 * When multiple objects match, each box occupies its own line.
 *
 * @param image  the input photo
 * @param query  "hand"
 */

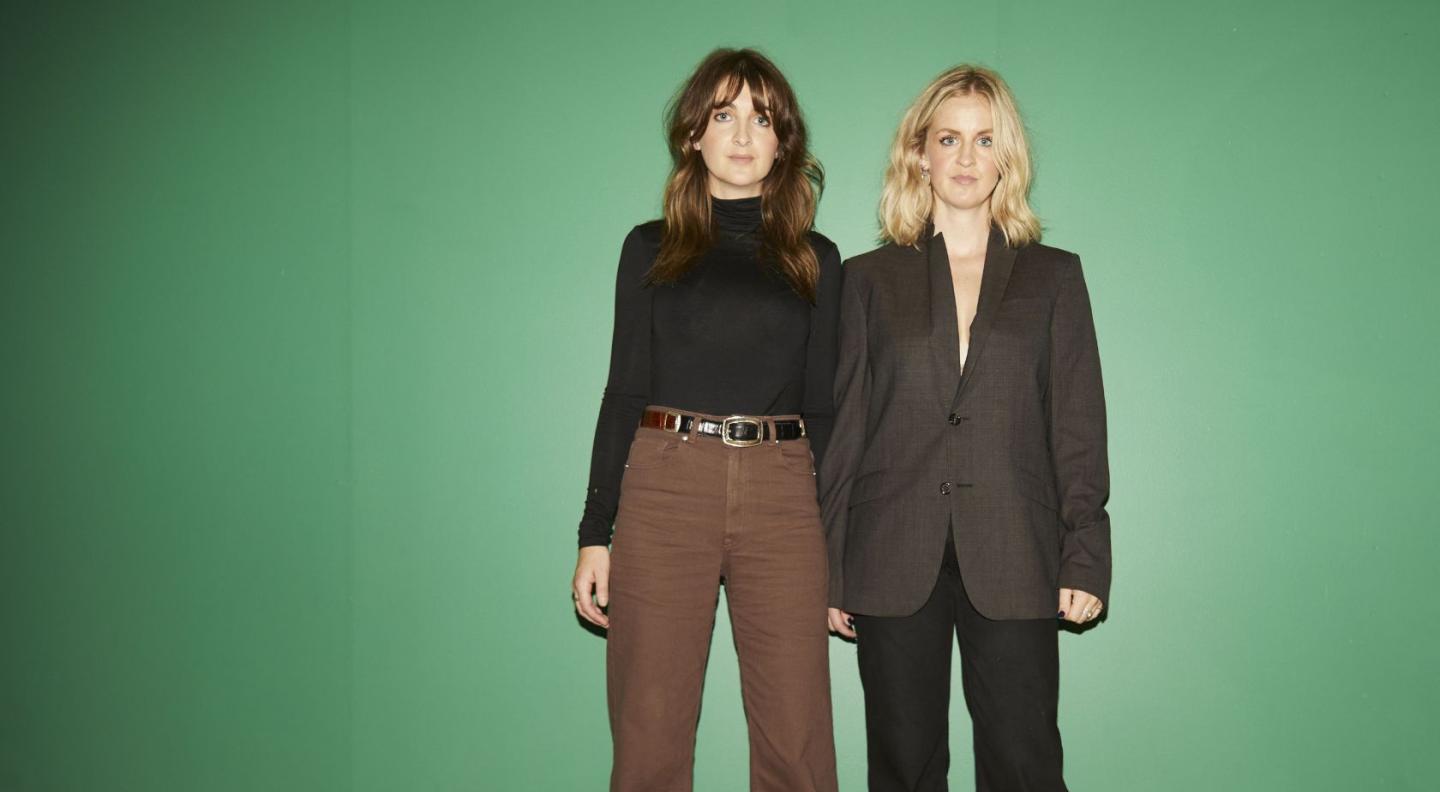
xmin=573 ymin=546 xmax=611 ymax=628
xmin=1058 ymin=588 xmax=1103 ymax=625
xmin=828 ymin=607 xmax=856 ymax=639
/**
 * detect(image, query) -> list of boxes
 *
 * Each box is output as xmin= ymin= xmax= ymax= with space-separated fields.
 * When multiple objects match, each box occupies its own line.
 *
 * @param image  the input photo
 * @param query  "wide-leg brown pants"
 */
xmin=607 ymin=408 xmax=838 ymax=792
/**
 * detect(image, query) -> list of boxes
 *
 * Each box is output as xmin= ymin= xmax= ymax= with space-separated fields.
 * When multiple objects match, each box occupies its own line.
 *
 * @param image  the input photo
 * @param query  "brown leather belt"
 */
xmin=640 ymin=408 xmax=806 ymax=448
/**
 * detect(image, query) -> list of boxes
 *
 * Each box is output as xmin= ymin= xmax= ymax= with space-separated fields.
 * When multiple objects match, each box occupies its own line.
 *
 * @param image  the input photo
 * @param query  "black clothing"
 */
xmin=819 ymin=226 xmax=1111 ymax=618
xmin=853 ymin=533 xmax=1067 ymax=791
xmin=578 ymin=196 xmax=843 ymax=547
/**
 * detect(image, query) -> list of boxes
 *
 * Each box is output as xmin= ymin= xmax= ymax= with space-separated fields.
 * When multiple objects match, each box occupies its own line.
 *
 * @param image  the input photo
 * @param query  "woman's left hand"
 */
xmin=1058 ymin=588 xmax=1103 ymax=625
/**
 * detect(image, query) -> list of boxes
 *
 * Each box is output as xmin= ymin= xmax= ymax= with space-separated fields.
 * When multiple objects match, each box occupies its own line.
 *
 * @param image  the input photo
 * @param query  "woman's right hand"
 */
xmin=573 ymin=546 xmax=611 ymax=628
xmin=828 ymin=607 xmax=856 ymax=639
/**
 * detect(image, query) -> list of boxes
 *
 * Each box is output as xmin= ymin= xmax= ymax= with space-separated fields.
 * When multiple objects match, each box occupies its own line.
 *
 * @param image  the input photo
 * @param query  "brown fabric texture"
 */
xmin=606 ymin=409 xmax=838 ymax=792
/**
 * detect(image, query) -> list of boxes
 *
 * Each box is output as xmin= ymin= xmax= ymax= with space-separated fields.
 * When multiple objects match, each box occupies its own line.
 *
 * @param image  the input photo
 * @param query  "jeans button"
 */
xmin=940 ymin=482 xmax=952 ymax=495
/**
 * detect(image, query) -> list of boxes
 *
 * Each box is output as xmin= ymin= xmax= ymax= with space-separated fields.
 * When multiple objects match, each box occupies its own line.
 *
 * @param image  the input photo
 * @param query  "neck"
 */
xmin=708 ymin=175 xmax=762 ymax=200
xmin=930 ymin=200 xmax=992 ymax=255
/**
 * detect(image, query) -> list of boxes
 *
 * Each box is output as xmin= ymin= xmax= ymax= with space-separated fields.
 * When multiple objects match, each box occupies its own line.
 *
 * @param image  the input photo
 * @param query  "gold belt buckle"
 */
xmin=721 ymin=416 xmax=764 ymax=447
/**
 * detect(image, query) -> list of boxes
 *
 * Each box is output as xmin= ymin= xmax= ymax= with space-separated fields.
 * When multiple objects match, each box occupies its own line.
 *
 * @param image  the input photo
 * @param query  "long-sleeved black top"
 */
xmin=577 ymin=196 xmax=843 ymax=547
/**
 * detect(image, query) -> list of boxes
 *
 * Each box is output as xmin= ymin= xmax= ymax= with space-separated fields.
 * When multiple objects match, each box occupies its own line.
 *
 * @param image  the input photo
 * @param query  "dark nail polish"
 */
xmin=1057 ymin=611 xmax=1065 ymax=618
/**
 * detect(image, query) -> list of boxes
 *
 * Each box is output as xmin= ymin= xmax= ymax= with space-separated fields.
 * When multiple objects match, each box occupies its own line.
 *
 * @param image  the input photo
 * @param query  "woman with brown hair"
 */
xmin=570 ymin=48 xmax=841 ymax=792
xmin=821 ymin=65 xmax=1111 ymax=790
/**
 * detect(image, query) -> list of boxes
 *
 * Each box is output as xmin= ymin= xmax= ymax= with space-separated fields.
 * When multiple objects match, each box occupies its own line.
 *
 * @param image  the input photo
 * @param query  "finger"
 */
xmin=829 ymin=608 xmax=857 ymax=639
xmin=571 ymin=579 xmax=592 ymax=622
xmin=1072 ymin=593 xmax=1099 ymax=624
xmin=591 ymin=573 xmax=610 ymax=628
xmin=1057 ymin=588 xmax=1074 ymax=621
xmin=595 ymin=573 xmax=610 ymax=610
xmin=579 ymin=592 xmax=608 ymax=628
xmin=1061 ymin=589 xmax=1090 ymax=624
xmin=573 ymin=575 xmax=605 ymax=627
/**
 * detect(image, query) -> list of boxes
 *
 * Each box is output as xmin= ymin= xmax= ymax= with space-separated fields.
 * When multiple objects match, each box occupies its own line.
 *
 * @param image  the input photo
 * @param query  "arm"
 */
xmin=817 ymin=264 xmax=869 ymax=612
xmin=573 ymin=227 xmax=653 ymax=628
xmin=801 ymin=241 xmax=843 ymax=468
xmin=577 ymin=226 xmax=653 ymax=548
xmin=1048 ymin=254 xmax=1112 ymax=608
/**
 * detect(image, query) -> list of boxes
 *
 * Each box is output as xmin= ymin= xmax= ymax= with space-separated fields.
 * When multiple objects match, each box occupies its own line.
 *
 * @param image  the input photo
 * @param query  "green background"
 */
xmin=4 ymin=0 xmax=1438 ymax=789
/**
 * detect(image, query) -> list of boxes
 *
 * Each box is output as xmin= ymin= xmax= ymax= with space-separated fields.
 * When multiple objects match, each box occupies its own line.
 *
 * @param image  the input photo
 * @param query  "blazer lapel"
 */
xmin=951 ymin=225 xmax=1016 ymax=409
xmin=926 ymin=228 xmax=962 ymax=411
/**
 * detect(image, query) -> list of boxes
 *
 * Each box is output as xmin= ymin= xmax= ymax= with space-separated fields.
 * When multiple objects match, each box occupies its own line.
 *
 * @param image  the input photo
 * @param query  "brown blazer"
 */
xmin=818 ymin=226 xmax=1111 ymax=619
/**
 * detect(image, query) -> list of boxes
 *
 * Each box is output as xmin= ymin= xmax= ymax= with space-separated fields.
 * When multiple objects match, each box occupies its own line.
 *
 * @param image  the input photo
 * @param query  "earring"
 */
xmin=920 ymin=169 xmax=930 ymax=182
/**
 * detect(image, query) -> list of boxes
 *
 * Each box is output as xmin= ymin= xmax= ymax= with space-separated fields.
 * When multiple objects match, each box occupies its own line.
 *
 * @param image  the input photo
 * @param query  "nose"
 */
xmin=958 ymin=141 xmax=975 ymax=167
xmin=733 ymin=125 xmax=750 ymax=147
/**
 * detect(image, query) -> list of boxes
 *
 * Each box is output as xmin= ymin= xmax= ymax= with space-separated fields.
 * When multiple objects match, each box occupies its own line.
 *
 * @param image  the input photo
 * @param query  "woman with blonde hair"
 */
xmin=571 ymin=48 xmax=841 ymax=792
xmin=820 ymin=65 xmax=1111 ymax=790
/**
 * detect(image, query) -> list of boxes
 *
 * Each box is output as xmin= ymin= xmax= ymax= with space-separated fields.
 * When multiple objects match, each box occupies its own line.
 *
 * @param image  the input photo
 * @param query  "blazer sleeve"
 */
xmin=817 ymin=264 xmax=868 ymax=609
xmin=1048 ymin=254 xmax=1113 ymax=604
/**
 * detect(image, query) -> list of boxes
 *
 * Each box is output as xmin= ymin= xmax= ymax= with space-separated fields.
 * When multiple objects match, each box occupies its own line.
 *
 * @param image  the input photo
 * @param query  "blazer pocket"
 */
xmin=1016 ymin=468 xmax=1059 ymax=511
xmin=848 ymin=470 xmax=890 ymax=507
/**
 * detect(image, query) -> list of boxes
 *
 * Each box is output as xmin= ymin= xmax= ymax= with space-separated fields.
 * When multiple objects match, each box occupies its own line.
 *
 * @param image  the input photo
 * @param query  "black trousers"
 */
xmin=853 ymin=536 xmax=1067 ymax=792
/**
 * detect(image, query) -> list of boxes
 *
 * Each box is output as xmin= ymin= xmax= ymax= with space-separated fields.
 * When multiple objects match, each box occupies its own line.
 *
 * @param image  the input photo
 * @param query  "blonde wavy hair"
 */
xmin=879 ymin=65 xmax=1041 ymax=248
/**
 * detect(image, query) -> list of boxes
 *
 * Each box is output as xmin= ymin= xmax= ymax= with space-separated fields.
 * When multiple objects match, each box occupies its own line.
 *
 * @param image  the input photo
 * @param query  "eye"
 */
xmin=939 ymin=135 xmax=957 ymax=146
xmin=754 ymin=115 xmax=771 ymax=127
xmin=713 ymin=111 xmax=732 ymax=122
xmin=977 ymin=136 xmax=993 ymax=147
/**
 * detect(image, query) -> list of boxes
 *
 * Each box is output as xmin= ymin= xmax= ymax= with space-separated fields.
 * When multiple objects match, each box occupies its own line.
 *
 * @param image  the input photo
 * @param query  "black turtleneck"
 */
xmin=577 ymin=196 xmax=844 ymax=547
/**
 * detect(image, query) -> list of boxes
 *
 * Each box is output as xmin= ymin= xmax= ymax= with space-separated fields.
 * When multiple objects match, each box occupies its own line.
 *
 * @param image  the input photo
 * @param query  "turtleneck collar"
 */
xmin=712 ymin=194 xmax=762 ymax=235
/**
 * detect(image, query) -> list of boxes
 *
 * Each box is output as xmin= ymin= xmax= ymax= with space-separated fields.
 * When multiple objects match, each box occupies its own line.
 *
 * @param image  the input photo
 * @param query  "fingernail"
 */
xmin=1057 ymin=611 xmax=1065 ymax=618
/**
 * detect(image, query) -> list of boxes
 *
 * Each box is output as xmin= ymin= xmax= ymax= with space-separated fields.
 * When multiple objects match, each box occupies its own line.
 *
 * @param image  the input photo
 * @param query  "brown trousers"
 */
xmin=607 ymin=408 xmax=838 ymax=792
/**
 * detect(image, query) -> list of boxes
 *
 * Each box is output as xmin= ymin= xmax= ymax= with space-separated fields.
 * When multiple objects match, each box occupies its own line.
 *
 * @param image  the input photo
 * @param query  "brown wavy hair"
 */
xmin=648 ymin=48 xmax=825 ymax=302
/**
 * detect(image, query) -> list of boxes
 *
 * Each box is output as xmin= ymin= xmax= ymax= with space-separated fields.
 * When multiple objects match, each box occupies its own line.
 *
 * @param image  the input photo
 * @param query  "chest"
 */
xmin=650 ymin=249 xmax=812 ymax=346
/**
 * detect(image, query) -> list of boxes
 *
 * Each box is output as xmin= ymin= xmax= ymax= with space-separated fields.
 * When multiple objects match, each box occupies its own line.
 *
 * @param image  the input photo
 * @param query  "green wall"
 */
xmin=4 ymin=1 xmax=1437 ymax=789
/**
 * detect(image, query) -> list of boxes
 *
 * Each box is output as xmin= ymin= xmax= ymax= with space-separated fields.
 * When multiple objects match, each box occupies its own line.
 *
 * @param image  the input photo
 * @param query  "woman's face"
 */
xmin=920 ymin=92 xmax=1001 ymax=215
xmin=693 ymin=82 xmax=778 ymax=199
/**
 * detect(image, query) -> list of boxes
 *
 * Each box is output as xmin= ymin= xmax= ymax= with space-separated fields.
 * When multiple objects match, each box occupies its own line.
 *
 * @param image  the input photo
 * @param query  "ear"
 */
xmin=692 ymin=139 xmax=702 ymax=151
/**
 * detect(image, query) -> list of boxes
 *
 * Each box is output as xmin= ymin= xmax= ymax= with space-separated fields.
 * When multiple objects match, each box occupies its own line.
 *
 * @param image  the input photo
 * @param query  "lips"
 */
xmin=728 ymin=155 xmax=755 ymax=163
xmin=952 ymin=174 xmax=978 ymax=184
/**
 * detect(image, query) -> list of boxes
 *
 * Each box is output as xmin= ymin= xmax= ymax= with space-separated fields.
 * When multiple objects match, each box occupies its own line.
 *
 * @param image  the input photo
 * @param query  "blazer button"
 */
xmin=940 ymin=482 xmax=953 ymax=495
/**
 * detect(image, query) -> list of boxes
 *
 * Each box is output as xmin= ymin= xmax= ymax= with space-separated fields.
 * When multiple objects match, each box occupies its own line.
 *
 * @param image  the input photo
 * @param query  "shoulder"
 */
xmin=1012 ymin=240 xmax=1085 ymax=294
xmin=621 ymin=219 xmax=664 ymax=260
xmin=626 ymin=219 xmax=664 ymax=249
xmin=806 ymin=230 xmax=843 ymax=283
xmin=806 ymin=229 xmax=842 ymax=260
xmin=1014 ymin=239 xmax=1082 ymax=273
xmin=614 ymin=221 xmax=664 ymax=282
xmin=842 ymin=241 xmax=916 ymax=283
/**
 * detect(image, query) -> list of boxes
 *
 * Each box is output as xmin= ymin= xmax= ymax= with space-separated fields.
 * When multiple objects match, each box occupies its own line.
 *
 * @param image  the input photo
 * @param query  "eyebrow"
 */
xmin=713 ymin=102 xmax=771 ymax=111
xmin=935 ymin=127 xmax=993 ymax=136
